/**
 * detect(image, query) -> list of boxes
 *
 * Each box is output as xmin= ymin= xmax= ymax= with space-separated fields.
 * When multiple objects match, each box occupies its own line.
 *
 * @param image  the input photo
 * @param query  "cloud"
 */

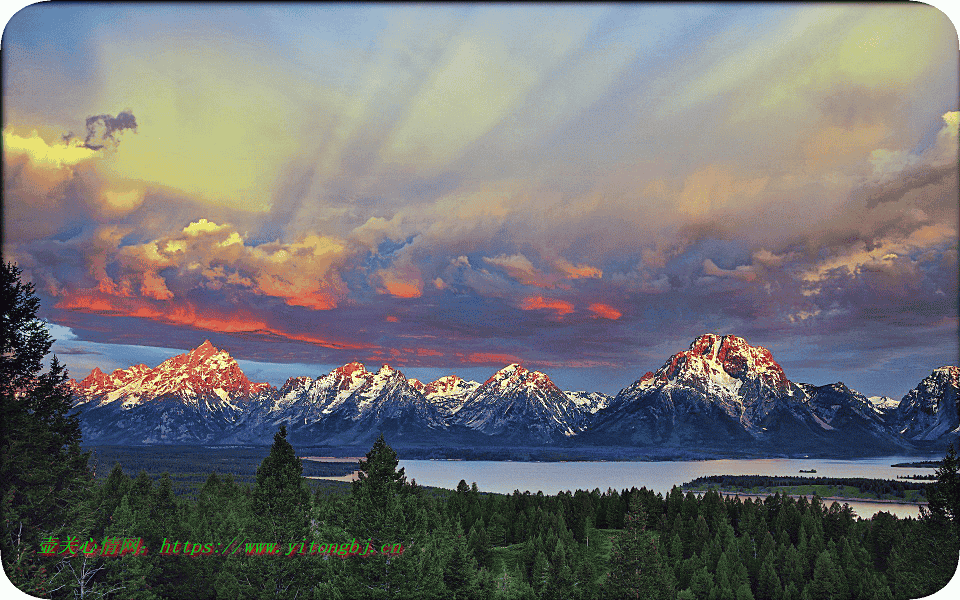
xmin=859 ymin=111 xmax=959 ymax=208
xmin=675 ymin=165 xmax=769 ymax=216
xmin=520 ymin=296 xmax=574 ymax=318
xmin=588 ymin=303 xmax=621 ymax=320
xmin=182 ymin=218 xmax=229 ymax=236
xmin=4 ymin=128 xmax=99 ymax=168
xmin=483 ymin=254 xmax=550 ymax=288
xmin=481 ymin=254 xmax=603 ymax=288
xmin=556 ymin=259 xmax=602 ymax=280
xmin=64 ymin=110 xmax=138 ymax=150
xmin=702 ymin=258 xmax=757 ymax=282
xmin=54 ymin=291 xmax=367 ymax=350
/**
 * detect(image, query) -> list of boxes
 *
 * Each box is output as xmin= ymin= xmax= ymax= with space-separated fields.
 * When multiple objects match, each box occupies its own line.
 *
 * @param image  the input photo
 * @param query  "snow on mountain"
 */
xmin=75 ymin=340 xmax=271 ymax=409
xmin=564 ymin=391 xmax=613 ymax=414
xmin=797 ymin=382 xmax=903 ymax=448
xmin=68 ymin=336 xmax=952 ymax=451
xmin=415 ymin=375 xmax=479 ymax=415
xmin=619 ymin=334 xmax=795 ymax=434
xmin=451 ymin=363 xmax=592 ymax=440
xmin=235 ymin=362 xmax=448 ymax=445
xmin=72 ymin=340 xmax=274 ymax=443
xmin=68 ymin=364 xmax=152 ymax=404
xmin=869 ymin=396 xmax=900 ymax=412
xmin=588 ymin=334 xmax=909 ymax=453
xmin=895 ymin=366 xmax=960 ymax=441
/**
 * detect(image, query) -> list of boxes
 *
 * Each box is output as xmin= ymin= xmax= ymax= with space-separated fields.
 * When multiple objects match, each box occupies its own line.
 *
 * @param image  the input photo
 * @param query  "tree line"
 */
xmin=684 ymin=475 xmax=929 ymax=500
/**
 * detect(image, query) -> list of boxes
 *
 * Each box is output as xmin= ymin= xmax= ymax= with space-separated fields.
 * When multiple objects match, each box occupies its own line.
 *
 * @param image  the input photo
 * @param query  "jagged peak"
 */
xmin=334 ymin=361 xmax=367 ymax=375
xmin=478 ymin=363 xmax=563 ymax=396
xmin=931 ymin=366 xmax=960 ymax=381
xmin=186 ymin=339 xmax=221 ymax=360
xmin=643 ymin=333 xmax=789 ymax=393
xmin=483 ymin=363 xmax=524 ymax=385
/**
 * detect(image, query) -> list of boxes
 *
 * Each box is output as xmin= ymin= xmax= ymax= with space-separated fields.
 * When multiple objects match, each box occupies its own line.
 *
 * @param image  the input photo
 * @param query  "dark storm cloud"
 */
xmin=859 ymin=162 xmax=958 ymax=209
xmin=63 ymin=110 xmax=138 ymax=150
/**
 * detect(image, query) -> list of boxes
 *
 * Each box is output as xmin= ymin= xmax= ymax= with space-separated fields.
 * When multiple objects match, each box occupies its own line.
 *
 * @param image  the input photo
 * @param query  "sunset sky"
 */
xmin=3 ymin=3 xmax=958 ymax=398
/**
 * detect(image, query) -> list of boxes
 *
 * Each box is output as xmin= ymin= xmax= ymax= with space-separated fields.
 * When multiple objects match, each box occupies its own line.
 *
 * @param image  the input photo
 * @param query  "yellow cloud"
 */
xmin=676 ymin=165 xmax=769 ymax=216
xmin=3 ymin=128 xmax=99 ymax=168
xmin=100 ymin=188 xmax=144 ymax=213
xmin=182 ymin=219 xmax=228 ymax=236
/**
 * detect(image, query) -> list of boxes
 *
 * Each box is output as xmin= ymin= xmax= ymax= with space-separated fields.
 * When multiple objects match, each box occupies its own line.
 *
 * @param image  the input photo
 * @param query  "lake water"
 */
xmin=398 ymin=456 xmax=938 ymax=519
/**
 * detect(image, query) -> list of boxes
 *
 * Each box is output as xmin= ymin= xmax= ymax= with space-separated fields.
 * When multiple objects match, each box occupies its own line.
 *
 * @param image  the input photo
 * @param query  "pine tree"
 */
xmin=756 ymin=551 xmax=782 ymax=600
xmin=927 ymin=442 xmax=960 ymax=537
xmin=807 ymin=549 xmax=843 ymax=600
xmin=604 ymin=491 xmax=674 ymax=599
xmin=241 ymin=425 xmax=312 ymax=599
xmin=255 ymin=425 xmax=310 ymax=541
xmin=0 ymin=262 xmax=93 ymax=596
xmin=443 ymin=517 xmax=479 ymax=599
xmin=351 ymin=433 xmax=408 ymax=544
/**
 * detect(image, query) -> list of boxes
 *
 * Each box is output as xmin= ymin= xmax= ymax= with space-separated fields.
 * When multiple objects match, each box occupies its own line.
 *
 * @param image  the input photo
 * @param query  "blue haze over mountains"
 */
xmin=69 ymin=335 xmax=960 ymax=459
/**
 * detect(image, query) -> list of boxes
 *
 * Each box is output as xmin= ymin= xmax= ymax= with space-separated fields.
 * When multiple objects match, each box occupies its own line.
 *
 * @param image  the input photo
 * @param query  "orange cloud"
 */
xmin=556 ymin=259 xmax=602 ymax=279
xmin=379 ymin=278 xmax=423 ymax=298
xmin=415 ymin=347 xmax=443 ymax=357
xmin=459 ymin=351 xmax=522 ymax=365
xmin=385 ymin=315 xmax=399 ymax=323
xmin=55 ymin=291 xmax=367 ymax=350
xmin=588 ymin=303 xmax=622 ymax=320
xmin=520 ymin=295 xmax=574 ymax=316
xmin=140 ymin=271 xmax=174 ymax=300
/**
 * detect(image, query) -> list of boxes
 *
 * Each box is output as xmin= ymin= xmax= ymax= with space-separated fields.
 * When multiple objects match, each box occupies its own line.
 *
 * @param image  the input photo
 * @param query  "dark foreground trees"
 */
xmin=1 ymin=262 xmax=93 ymax=596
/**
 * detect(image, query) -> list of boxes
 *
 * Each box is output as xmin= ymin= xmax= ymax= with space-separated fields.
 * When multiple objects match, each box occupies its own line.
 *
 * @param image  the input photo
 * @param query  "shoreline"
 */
xmin=300 ymin=456 xmax=364 ymax=463
xmin=682 ymin=488 xmax=928 ymax=507
xmin=307 ymin=471 xmax=361 ymax=482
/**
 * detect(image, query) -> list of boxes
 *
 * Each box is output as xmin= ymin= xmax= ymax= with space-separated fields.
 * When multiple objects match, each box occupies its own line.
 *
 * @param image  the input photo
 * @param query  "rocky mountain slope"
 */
xmin=69 ymin=337 xmax=958 ymax=452
xmin=893 ymin=366 xmax=960 ymax=441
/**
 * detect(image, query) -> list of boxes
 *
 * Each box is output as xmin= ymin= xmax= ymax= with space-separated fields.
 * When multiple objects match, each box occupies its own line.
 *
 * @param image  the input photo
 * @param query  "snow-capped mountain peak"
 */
xmin=868 ymin=396 xmax=900 ymax=411
xmin=895 ymin=366 xmax=960 ymax=440
xmin=455 ymin=363 xmax=589 ymax=439
xmin=73 ymin=341 xmax=272 ymax=408
xmin=69 ymin=363 xmax=152 ymax=398
xmin=642 ymin=333 xmax=789 ymax=394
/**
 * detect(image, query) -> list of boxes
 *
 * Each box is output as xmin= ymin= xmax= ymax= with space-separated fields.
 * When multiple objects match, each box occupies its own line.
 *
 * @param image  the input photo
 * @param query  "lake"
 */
xmin=398 ymin=456 xmax=938 ymax=519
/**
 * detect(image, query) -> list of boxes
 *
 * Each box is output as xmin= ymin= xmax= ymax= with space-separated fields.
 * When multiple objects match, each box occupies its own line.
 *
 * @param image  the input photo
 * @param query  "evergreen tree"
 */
xmin=240 ymin=425 xmax=312 ymax=599
xmin=807 ymin=549 xmax=843 ymax=600
xmin=928 ymin=442 xmax=960 ymax=538
xmin=0 ymin=262 xmax=93 ymax=596
xmin=689 ymin=565 xmax=715 ymax=599
xmin=604 ymin=491 xmax=674 ymax=599
xmin=756 ymin=551 xmax=782 ymax=600
xmin=101 ymin=494 xmax=159 ymax=600
xmin=443 ymin=517 xmax=479 ymax=599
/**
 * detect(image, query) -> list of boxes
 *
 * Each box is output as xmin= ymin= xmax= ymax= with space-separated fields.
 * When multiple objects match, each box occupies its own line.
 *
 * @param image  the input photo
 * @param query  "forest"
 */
xmin=7 ymin=428 xmax=960 ymax=600
xmin=3 ymin=261 xmax=960 ymax=599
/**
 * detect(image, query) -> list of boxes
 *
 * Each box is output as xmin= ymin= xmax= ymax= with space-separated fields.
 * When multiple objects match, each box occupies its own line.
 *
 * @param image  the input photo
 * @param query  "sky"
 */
xmin=2 ymin=3 xmax=958 ymax=398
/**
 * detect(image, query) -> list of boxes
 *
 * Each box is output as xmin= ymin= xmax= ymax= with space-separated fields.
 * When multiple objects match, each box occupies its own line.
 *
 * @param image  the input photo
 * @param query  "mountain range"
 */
xmin=68 ymin=335 xmax=960 ymax=456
